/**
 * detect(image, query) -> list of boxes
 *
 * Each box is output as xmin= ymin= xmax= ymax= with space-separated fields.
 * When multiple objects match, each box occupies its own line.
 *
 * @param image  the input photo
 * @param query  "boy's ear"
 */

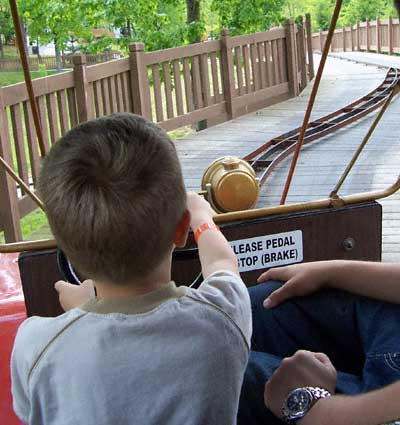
xmin=174 ymin=210 xmax=191 ymax=248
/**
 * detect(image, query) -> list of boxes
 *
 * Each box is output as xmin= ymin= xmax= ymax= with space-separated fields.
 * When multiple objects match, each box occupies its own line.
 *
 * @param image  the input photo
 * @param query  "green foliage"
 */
xmin=80 ymin=37 xmax=115 ymax=54
xmin=211 ymin=0 xmax=286 ymax=34
xmin=314 ymin=0 xmax=335 ymax=30
xmin=0 ymin=0 xmax=14 ymax=41
xmin=97 ymin=0 xmax=187 ymax=52
xmin=283 ymin=0 xmax=399 ymax=31
xmin=12 ymin=0 xmax=400 ymax=55
xmin=19 ymin=0 xmax=94 ymax=52
xmin=341 ymin=0 xmax=395 ymax=25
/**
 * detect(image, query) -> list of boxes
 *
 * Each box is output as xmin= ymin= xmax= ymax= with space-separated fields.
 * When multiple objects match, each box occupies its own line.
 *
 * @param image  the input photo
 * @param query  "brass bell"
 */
xmin=201 ymin=156 xmax=259 ymax=213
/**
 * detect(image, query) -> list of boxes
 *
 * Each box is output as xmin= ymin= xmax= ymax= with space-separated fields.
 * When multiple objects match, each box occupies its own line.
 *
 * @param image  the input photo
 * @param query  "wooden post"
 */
xmin=389 ymin=16 xmax=393 ymax=55
xmin=285 ymin=19 xmax=299 ymax=96
xmin=376 ymin=18 xmax=381 ymax=53
xmin=357 ymin=21 xmax=360 ymax=50
xmin=305 ymin=14 xmax=315 ymax=80
xmin=342 ymin=26 xmax=346 ymax=51
xmin=297 ymin=16 xmax=307 ymax=90
xmin=0 ymin=89 xmax=22 ymax=242
xmin=220 ymin=28 xmax=235 ymax=119
xmin=72 ymin=55 xmax=93 ymax=123
xmin=366 ymin=20 xmax=370 ymax=51
xmin=319 ymin=29 xmax=324 ymax=52
xmin=129 ymin=43 xmax=152 ymax=120
xmin=350 ymin=24 xmax=354 ymax=51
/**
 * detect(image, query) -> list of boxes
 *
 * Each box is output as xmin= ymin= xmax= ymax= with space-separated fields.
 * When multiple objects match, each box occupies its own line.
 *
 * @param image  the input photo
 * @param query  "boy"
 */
xmin=11 ymin=113 xmax=251 ymax=425
xmin=238 ymin=260 xmax=400 ymax=425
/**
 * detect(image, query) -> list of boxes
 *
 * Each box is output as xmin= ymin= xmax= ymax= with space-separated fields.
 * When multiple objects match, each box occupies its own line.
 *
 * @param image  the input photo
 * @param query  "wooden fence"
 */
xmin=0 ymin=51 xmax=121 ymax=72
xmin=0 ymin=17 xmax=314 ymax=242
xmin=312 ymin=17 xmax=400 ymax=54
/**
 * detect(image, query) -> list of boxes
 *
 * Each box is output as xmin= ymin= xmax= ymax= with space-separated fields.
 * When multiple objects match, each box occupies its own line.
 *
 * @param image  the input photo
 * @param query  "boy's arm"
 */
xmin=187 ymin=192 xmax=239 ymax=278
xmin=54 ymin=279 xmax=95 ymax=311
xmin=258 ymin=260 xmax=400 ymax=308
xmin=187 ymin=193 xmax=251 ymax=346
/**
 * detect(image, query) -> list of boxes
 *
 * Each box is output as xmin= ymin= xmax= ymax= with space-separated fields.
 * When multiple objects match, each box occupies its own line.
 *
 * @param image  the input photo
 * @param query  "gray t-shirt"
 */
xmin=11 ymin=270 xmax=252 ymax=425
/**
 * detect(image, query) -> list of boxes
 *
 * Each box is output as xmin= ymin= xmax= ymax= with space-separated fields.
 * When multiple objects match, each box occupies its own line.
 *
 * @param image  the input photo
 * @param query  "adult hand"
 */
xmin=54 ymin=279 xmax=95 ymax=311
xmin=257 ymin=262 xmax=333 ymax=308
xmin=264 ymin=350 xmax=337 ymax=421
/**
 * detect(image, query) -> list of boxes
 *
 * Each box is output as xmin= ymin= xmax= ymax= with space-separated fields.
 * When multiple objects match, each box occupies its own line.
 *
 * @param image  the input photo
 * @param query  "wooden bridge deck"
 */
xmin=176 ymin=54 xmax=400 ymax=262
xmin=24 ymin=53 xmax=400 ymax=262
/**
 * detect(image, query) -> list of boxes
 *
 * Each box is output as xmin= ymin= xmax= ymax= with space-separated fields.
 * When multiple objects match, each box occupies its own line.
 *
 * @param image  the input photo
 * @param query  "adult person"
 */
xmin=238 ymin=260 xmax=400 ymax=425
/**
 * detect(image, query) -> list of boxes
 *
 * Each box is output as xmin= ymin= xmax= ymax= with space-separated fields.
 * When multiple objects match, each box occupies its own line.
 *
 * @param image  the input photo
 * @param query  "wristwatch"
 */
xmin=282 ymin=386 xmax=331 ymax=423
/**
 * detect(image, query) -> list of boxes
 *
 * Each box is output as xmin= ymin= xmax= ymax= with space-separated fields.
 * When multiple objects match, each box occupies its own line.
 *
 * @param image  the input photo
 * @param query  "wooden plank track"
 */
xmin=175 ymin=54 xmax=400 ymax=262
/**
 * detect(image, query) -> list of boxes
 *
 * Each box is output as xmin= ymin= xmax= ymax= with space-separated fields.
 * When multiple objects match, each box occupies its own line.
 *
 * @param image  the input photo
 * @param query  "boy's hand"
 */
xmin=258 ymin=262 xmax=332 ymax=308
xmin=54 ymin=279 xmax=95 ymax=311
xmin=264 ymin=350 xmax=337 ymax=421
xmin=187 ymin=192 xmax=216 ymax=229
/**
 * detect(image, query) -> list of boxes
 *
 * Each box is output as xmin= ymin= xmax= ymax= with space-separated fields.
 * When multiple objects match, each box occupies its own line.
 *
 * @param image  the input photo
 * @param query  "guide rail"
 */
xmin=244 ymin=67 xmax=400 ymax=186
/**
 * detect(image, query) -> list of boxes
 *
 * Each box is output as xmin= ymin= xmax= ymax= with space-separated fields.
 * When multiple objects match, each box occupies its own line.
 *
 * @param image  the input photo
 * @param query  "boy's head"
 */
xmin=38 ymin=113 xmax=187 ymax=285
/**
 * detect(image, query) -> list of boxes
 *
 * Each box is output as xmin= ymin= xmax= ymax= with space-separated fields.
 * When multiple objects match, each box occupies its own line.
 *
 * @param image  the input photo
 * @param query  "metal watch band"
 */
xmin=282 ymin=386 xmax=331 ymax=424
xmin=305 ymin=386 xmax=331 ymax=399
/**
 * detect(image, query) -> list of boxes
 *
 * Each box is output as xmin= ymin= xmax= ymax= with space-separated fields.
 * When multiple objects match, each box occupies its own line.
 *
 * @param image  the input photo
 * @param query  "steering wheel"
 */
xmin=56 ymin=249 xmax=82 ymax=286
xmin=56 ymin=248 xmax=203 ymax=289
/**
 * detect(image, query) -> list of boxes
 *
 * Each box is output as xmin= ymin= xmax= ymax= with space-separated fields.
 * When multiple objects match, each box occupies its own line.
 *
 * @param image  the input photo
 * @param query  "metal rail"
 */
xmin=244 ymin=67 xmax=400 ymax=187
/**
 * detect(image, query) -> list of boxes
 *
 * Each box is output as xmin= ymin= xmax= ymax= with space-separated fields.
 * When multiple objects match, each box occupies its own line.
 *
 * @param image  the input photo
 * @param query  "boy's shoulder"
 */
xmin=12 ymin=308 xmax=87 ymax=367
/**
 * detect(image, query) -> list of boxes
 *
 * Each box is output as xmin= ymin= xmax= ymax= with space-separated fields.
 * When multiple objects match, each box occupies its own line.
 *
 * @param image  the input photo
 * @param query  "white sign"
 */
xmin=230 ymin=230 xmax=303 ymax=272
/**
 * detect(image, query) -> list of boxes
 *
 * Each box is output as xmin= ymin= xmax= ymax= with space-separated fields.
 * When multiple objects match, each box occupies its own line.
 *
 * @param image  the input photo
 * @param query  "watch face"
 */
xmin=286 ymin=389 xmax=313 ymax=419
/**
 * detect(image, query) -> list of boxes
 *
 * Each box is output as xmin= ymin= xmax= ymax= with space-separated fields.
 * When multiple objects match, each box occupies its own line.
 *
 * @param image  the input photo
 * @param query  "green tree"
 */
xmin=313 ymin=0 xmax=335 ymax=30
xmin=341 ymin=0 xmax=389 ymax=24
xmin=211 ymin=0 xmax=286 ymax=34
xmin=19 ymin=0 xmax=94 ymax=70
xmin=0 ymin=0 xmax=14 ymax=57
xmin=98 ymin=0 xmax=189 ymax=52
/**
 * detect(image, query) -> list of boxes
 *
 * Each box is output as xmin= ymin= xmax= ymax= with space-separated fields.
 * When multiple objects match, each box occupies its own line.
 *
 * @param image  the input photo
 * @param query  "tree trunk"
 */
xmin=186 ymin=0 xmax=206 ymax=130
xmin=55 ymin=42 xmax=63 ymax=72
xmin=21 ymin=19 xmax=29 ymax=54
xmin=186 ymin=0 xmax=200 ymax=23
xmin=186 ymin=0 xmax=201 ymax=42
xmin=0 ymin=34 xmax=3 ymax=59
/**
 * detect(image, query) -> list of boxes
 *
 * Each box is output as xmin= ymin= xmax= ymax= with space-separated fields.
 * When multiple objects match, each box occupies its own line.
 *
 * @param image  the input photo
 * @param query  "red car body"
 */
xmin=0 ymin=253 xmax=26 ymax=425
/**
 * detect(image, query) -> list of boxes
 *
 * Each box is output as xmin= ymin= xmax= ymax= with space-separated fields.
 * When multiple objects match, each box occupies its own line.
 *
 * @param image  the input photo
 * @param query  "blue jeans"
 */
xmin=238 ymin=281 xmax=400 ymax=425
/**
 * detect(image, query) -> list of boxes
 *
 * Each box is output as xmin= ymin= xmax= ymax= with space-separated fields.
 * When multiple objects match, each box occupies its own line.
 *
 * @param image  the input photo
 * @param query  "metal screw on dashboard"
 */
xmin=342 ymin=237 xmax=355 ymax=252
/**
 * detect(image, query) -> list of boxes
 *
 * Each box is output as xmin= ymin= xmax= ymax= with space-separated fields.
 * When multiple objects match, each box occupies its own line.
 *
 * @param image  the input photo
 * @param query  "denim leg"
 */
xmin=238 ymin=351 xmax=284 ymax=425
xmin=249 ymin=281 xmax=365 ymax=375
xmin=238 ymin=281 xmax=400 ymax=425
xmin=355 ymin=296 xmax=400 ymax=391
xmin=248 ymin=281 xmax=400 ymax=389
xmin=237 ymin=352 xmax=362 ymax=425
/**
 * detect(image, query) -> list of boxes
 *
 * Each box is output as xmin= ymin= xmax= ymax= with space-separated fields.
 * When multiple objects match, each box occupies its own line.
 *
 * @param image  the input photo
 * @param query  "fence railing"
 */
xmin=0 ymin=16 xmax=313 ymax=242
xmin=312 ymin=17 xmax=400 ymax=54
xmin=0 ymin=51 xmax=121 ymax=72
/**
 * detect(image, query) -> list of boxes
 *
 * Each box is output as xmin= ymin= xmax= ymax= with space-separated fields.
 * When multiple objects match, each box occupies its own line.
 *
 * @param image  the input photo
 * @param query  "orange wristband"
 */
xmin=194 ymin=222 xmax=220 ymax=243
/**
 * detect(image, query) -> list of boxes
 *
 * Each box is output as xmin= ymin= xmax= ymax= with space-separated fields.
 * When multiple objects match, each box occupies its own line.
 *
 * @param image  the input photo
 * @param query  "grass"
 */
xmin=169 ymin=126 xmax=194 ymax=140
xmin=0 ymin=208 xmax=49 ymax=244
xmin=0 ymin=70 xmax=58 ymax=88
